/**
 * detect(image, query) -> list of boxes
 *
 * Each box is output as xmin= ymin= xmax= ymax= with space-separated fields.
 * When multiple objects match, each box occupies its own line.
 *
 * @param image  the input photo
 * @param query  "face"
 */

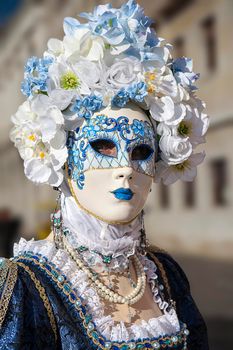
xmin=67 ymin=103 xmax=157 ymax=224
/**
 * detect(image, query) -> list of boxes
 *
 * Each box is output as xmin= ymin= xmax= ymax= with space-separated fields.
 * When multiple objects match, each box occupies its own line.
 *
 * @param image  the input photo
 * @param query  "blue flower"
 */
xmin=21 ymin=56 xmax=53 ymax=97
xmin=128 ymin=82 xmax=148 ymax=102
xmin=71 ymin=95 xmax=103 ymax=120
xmin=111 ymin=89 xmax=130 ymax=107
xmin=112 ymin=81 xmax=147 ymax=107
xmin=79 ymin=0 xmax=157 ymax=58
xmin=172 ymin=57 xmax=200 ymax=91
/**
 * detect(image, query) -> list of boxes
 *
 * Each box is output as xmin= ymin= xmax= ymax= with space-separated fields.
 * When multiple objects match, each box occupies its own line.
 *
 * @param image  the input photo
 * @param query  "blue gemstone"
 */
xmin=85 ymin=315 xmax=92 ymax=323
xmin=51 ymin=270 xmax=58 ymax=278
xmin=63 ymin=284 xmax=71 ymax=293
xmin=99 ymin=338 xmax=105 ymax=346
xmin=92 ymin=331 xmax=99 ymax=340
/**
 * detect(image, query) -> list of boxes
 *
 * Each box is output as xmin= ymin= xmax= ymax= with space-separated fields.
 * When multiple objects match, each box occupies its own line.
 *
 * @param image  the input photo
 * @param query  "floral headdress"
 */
xmin=10 ymin=0 xmax=209 ymax=186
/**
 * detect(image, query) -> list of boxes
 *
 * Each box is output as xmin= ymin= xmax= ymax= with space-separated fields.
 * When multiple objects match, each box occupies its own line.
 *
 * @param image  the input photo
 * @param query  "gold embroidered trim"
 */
xmin=17 ymin=262 xmax=57 ymax=342
xmin=0 ymin=261 xmax=9 ymax=291
xmin=0 ymin=261 xmax=18 ymax=329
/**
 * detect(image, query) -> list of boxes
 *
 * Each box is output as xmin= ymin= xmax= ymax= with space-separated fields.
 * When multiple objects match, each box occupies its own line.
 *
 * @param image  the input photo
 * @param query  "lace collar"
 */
xmin=60 ymin=182 xmax=142 ymax=266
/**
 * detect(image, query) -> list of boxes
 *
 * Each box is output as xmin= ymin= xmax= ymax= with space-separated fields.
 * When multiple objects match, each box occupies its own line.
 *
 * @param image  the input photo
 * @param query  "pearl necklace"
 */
xmin=63 ymin=237 xmax=147 ymax=305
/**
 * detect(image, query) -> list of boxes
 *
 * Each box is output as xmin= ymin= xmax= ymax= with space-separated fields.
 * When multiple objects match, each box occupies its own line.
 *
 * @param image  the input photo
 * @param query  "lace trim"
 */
xmin=14 ymin=238 xmax=181 ymax=341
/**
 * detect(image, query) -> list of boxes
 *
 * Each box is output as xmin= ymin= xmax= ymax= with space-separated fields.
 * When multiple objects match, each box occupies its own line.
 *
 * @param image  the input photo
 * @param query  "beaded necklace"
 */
xmin=63 ymin=236 xmax=147 ymax=309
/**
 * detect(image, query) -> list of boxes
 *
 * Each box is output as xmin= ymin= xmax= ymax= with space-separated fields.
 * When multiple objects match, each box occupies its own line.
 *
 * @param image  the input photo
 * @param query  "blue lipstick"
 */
xmin=111 ymin=188 xmax=134 ymax=201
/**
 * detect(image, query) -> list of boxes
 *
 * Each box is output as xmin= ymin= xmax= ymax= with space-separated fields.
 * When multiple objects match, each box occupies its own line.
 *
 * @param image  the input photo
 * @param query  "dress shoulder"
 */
xmin=0 ymin=257 xmax=57 ymax=349
xmin=0 ymin=258 xmax=18 ymax=329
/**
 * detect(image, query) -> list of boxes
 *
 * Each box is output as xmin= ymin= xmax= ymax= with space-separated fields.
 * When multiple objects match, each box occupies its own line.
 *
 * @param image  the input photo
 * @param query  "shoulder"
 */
xmin=147 ymin=245 xmax=191 ymax=298
xmin=0 ymin=257 xmax=58 ymax=347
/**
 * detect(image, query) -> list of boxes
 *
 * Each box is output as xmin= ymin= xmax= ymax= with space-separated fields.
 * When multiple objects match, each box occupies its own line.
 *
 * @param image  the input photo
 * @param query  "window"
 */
xmin=184 ymin=181 xmax=195 ymax=208
xmin=201 ymin=16 xmax=217 ymax=72
xmin=210 ymin=159 xmax=228 ymax=206
xmin=159 ymin=183 xmax=170 ymax=208
xmin=173 ymin=37 xmax=185 ymax=58
xmin=160 ymin=0 xmax=195 ymax=21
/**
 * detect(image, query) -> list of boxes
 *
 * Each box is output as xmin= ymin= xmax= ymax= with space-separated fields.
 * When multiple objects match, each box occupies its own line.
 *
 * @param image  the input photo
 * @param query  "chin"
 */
xmin=101 ymin=203 xmax=137 ymax=224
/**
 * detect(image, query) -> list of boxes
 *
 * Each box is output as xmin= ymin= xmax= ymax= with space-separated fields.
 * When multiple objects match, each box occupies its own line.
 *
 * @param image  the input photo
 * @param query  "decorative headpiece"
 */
xmin=10 ymin=0 xmax=209 ymax=186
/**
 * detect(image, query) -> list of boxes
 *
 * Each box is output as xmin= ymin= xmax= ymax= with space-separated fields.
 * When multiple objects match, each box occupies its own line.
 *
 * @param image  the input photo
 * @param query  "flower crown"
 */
xmin=10 ymin=0 xmax=209 ymax=187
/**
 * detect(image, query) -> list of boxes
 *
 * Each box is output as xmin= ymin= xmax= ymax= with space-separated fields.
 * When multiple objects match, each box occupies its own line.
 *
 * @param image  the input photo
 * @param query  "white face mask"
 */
xmin=67 ymin=103 xmax=157 ymax=224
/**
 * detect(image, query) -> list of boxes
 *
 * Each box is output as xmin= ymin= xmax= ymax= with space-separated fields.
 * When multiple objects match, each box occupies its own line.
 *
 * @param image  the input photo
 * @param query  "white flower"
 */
xmin=157 ymin=102 xmax=209 ymax=148
xmin=149 ymin=97 xmax=186 ymax=125
xmin=63 ymin=27 xmax=105 ymax=62
xmin=10 ymin=96 xmax=67 ymax=186
xmin=72 ymin=58 xmax=103 ymax=90
xmin=47 ymin=59 xmax=90 ymax=107
xmin=104 ymin=57 xmax=141 ymax=90
xmin=143 ymin=64 xmax=179 ymax=99
xmin=176 ymin=104 xmax=209 ymax=147
xmin=155 ymin=152 xmax=205 ymax=185
xmin=159 ymin=128 xmax=193 ymax=165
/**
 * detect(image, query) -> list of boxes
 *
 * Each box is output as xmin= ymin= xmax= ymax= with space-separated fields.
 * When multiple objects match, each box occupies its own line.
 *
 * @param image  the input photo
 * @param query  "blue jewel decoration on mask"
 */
xmin=67 ymin=115 xmax=156 ymax=189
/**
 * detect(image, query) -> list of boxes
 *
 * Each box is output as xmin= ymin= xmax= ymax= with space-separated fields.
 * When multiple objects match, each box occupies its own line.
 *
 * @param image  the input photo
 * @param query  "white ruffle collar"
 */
xmin=14 ymin=238 xmax=181 ymax=341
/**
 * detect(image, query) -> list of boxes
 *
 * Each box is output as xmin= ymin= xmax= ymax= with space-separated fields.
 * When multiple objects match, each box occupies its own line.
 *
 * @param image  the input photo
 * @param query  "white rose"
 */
xmin=105 ymin=57 xmax=141 ymax=89
xmin=159 ymin=132 xmax=193 ymax=165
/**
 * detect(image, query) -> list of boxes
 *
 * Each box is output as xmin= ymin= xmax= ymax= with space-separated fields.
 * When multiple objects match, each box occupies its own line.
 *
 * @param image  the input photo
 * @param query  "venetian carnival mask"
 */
xmin=67 ymin=103 xmax=157 ymax=224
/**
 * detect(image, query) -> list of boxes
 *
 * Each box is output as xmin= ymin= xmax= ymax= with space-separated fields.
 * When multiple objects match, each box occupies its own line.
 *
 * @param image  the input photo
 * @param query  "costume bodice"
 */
xmin=14 ymin=238 xmax=181 ymax=342
xmin=0 ymin=243 xmax=209 ymax=349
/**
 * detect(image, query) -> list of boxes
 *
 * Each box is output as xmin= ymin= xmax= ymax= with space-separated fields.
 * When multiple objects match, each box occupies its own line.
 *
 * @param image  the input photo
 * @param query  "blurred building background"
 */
xmin=0 ymin=0 xmax=232 ymax=349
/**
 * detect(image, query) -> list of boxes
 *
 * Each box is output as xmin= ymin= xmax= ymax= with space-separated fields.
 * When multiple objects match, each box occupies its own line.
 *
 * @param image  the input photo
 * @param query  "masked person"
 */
xmin=0 ymin=1 xmax=209 ymax=349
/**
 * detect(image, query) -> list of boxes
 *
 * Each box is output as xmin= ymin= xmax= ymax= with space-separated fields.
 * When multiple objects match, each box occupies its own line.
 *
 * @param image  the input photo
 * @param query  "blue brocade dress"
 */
xmin=0 ymin=244 xmax=209 ymax=350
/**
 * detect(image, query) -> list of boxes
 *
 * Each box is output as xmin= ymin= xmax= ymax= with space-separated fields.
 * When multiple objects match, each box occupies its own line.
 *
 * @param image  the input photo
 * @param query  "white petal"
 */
xmin=48 ymin=169 xmax=64 ymax=187
xmin=180 ymin=167 xmax=197 ymax=181
xmin=189 ymin=152 xmax=205 ymax=166
xmin=150 ymin=96 xmax=174 ymax=122
xmin=46 ymin=106 xmax=64 ymax=124
xmin=50 ymin=147 xmax=68 ymax=170
xmin=86 ymin=39 xmax=104 ymax=61
xmin=39 ymin=116 xmax=57 ymax=142
xmin=47 ymin=38 xmax=64 ymax=56
xmin=24 ymin=158 xmax=51 ymax=184
xmin=165 ymin=103 xmax=186 ymax=126
xmin=50 ymin=129 xmax=67 ymax=149
xmin=48 ymin=89 xmax=74 ymax=111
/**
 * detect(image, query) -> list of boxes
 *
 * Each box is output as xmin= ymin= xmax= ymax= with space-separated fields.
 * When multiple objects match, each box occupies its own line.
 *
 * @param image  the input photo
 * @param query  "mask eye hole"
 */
xmin=131 ymin=144 xmax=154 ymax=161
xmin=89 ymin=139 xmax=117 ymax=158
